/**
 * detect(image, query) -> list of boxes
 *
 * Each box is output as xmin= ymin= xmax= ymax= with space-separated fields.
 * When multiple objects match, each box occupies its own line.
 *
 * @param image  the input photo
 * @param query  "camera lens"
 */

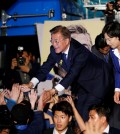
xmin=17 ymin=57 xmax=26 ymax=65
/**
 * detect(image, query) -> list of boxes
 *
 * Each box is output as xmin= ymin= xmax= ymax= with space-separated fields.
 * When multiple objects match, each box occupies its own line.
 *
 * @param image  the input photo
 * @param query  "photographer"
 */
xmin=114 ymin=0 xmax=120 ymax=23
xmin=3 ymin=47 xmax=40 ymax=90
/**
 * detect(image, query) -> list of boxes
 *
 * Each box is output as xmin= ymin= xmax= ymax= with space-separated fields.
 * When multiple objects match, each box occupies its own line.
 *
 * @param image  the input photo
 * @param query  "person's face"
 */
xmin=88 ymin=110 xmax=103 ymax=128
xmin=107 ymin=3 xmax=114 ymax=10
xmin=22 ymin=51 xmax=30 ymax=64
xmin=0 ymin=129 xmax=10 ymax=134
xmin=104 ymin=33 xmax=120 ymax=49
xmin=99 ymin=45 xmax=110 ymax=55
xmin=117 ymin=0 xmax=120 ymax=5
xmin=50 ymin=32 xmax=70 ymax=53
xmin=53 ymin=111 xmax=72 ymax=133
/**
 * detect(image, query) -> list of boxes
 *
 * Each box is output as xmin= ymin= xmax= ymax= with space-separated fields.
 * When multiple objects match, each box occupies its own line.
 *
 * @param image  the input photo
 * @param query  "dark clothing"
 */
xmin=109 ymin=126 xmax=120 ymax=134
xmin=13 ymin=111 xmax=44 ymax=134
xmin=91 ymin=45 xmax=114 ymax=109
xmin=43 ymin=127 xmax=75 ymax=134
xmin=36 ymin=38 xmax=113 ymax=121
xmin=91 ymin=45 xmax=113 ymax=65
xmin=3 ymin=62 xmax=40 ymax=89
xmin=109 ymin=103 xmax=120 ymax=130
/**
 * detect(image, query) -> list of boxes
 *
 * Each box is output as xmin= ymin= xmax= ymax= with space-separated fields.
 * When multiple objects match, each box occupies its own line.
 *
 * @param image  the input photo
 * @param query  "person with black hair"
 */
xmin=11 ymin=90 xmax=46 ymax=134
xmin=92 ymin=33 xmax=112 ymax=64
xmin=104 ymin=1 xmax=115 ymax=23
xmin=0 ymin=105 xmax=14 ymax=134
xmin=44 ymin=101 xmax=75 ymax=134
xmin=3 ymin=49 xmax=40 ymax=90
xmin=87 ymin=103 xmax=120 ymax=134
xmin=22 ymin=25 xmax=113 ymax=122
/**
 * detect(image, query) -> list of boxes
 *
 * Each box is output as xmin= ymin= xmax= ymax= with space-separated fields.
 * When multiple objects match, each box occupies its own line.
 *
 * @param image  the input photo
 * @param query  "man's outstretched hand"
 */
xmin=42 ymin=89 xmax=57 ymax=103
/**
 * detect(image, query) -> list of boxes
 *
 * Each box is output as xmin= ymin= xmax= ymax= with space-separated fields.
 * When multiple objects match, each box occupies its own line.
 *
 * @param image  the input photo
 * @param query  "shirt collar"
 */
xmin=62 ymin=45 xmax=70 ymax=55
xmin=103 ymin=125 xmax=110 ymax=133
xmin=53 ymin=128 xmax=68 ymax=134
xmin=112 ymin=48 xmax=120 ymax=60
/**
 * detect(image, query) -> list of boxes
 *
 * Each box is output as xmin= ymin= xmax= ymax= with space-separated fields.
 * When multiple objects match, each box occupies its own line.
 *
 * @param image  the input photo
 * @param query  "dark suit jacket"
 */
xmin=14 ymin=111 xmax=45 ymax=134
xmin=91 ymin=45 xmax=113 ymax=65
xmin=108 ymin=126 xmax=120 ymax=134
xmin=36 ymin=38 xmax=113 ymax=99
xmin=43 ymin=127 xmax=75 ymax=134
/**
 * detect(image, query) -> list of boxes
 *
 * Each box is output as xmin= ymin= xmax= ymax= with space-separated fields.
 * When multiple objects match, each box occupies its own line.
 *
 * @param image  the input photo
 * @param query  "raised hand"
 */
xmin=0 ymin=90 xmax=6 ymax=105
xmin=84 ymin=121 xmax=103 ymax=134
xmin=28 ymin=89 xmax=38 ymax=110
xmin=10 ymin=83 xmax=21 ymax=102
xmin=37 ymin=91 xmax=46 ymax=111
xmin=20 ymin=84 xmax=31 ymax=92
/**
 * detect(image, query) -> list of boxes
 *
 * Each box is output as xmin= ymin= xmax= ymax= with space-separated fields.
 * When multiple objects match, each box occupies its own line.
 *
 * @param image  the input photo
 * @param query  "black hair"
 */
xmin=95 ymin=33 xmax=108 ymax=49
xmin=88 ymin=103 xmax=111 ymax=122
xmin=102 ymin=21 xmax=120 ymax=40
xmin=11 ymin=100 xmax=33 ymax=125
xmin=52 ymin=101 xmax=73 ymax=117
xmin=50 ymin=25 xmax=71 ymax=39
xmin=0 ymin=105 xmax=13 ymax=131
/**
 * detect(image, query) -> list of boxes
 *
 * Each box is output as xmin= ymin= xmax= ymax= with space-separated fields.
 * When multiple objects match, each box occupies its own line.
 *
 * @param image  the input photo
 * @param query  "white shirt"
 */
xmin=103 ymin=125 xmax=109 ymax=133
xmin=30 ymin=46 xmax=70 ymax=95
xmin=112 ymin=48 xmax=120 ymax=92
xmin=53 ymin=128 xmax=68 ymax=134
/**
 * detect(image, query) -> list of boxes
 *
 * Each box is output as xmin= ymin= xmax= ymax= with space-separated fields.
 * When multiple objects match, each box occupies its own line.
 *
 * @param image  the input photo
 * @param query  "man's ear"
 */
xmin=101 ymin=116 xmax=106 ymax=123
xmin=65 ymin=38 xmax=70 ymax=45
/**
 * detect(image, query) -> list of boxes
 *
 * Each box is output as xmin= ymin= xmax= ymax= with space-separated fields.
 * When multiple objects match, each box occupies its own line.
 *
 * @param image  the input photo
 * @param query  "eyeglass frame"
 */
xmin=50 ymin=38 xmax=66 ymax=44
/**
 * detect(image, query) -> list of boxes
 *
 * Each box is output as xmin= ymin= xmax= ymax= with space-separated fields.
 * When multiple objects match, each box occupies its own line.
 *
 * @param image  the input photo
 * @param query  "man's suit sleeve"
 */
xmin=36 ymin=47 xmax=56 ymax=82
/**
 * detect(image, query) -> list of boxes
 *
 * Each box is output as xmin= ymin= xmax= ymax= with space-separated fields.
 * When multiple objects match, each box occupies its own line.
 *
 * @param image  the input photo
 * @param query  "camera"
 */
xmin=17 ymin=46 xmax=26 ymax=66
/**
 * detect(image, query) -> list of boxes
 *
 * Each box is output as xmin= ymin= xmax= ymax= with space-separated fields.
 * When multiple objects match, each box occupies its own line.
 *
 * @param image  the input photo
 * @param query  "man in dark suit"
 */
xmin=88 ymin=103 xmax=120 ymax=134
xmin=22 ymin=25 xmax=113 ymax=121
xmin=44 ymin=101 xmax=75 ymax=134
xmin=91 ymin=33 xmax=111 ymax=64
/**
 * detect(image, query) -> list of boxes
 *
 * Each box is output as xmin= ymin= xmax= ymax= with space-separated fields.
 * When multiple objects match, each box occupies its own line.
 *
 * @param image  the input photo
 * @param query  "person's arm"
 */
xmin=59 ymin=43 xmax=90 ymax=89
xmin=6 ymin=84 xmax=21 ymax=110
xmin=25 ymin=110 xmax=45 ymax=134
xmin=114 ymin=72 xmax=120 ymax=104
xmin=21 ymin=48 xmax=56 ymax=92
xmin=66 ymin=96 xmax=86 ymax=132
xmin=24 ymin=91 xmax=49 ymax=134
xmin=44 ymin=112 xmax=54 ymax=127
xmin=110 ymin=50 xmax=120 ymax=104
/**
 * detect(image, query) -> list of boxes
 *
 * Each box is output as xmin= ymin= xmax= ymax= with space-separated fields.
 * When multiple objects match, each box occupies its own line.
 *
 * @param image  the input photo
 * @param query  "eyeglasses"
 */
xmin=50 ymin=38 xmax=65 ymax=44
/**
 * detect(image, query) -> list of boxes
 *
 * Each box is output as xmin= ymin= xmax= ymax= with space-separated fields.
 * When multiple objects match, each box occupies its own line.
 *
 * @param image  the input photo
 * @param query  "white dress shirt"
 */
xmin=103 ymin=125 xmax=110 ymax=133
xmin=53 ymin=128 xmax=68 ymax=134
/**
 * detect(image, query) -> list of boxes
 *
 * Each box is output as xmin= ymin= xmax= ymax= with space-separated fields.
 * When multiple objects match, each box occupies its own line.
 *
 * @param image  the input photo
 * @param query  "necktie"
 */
xmin=62 ymin=53 xmax=67 ymax=64
xmin=61 ymin=53 xmax=68 ymax=71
